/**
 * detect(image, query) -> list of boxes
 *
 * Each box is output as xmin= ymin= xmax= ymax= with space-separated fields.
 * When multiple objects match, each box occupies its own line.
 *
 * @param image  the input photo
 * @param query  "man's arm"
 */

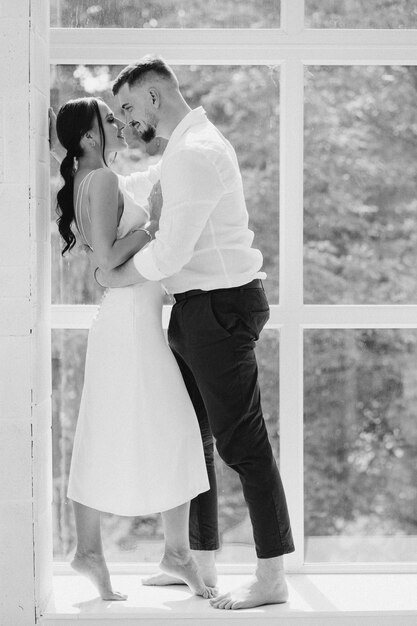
xmin=132 ymin=150 xmax=224 ymax=282
xmin=96 ymin=149 xmax=223 ymax=288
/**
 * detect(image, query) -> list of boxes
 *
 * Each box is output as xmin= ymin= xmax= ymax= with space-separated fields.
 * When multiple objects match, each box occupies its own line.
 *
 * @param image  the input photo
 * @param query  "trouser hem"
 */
xmin=256 ymin=544 xmax=296 ymax=559
xmin=190 ymin=542 xmax=220 ymax=551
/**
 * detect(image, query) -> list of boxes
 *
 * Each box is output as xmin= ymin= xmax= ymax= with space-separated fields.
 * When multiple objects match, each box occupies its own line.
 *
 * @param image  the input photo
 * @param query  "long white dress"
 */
xmin=67 ymin=169 xmax=210 ymax=516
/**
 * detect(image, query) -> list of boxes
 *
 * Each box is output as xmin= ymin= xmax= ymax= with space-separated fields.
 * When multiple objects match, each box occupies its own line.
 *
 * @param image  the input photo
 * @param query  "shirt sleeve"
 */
xmin=133 ymin=149 xmax=224 ymax=281
xmin=117 ymin=160 xmax=162 ymax=207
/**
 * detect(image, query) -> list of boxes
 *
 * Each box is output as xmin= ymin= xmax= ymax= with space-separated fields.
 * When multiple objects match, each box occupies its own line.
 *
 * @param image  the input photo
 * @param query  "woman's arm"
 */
xmin=88 ymin=169 xmax=158 ymax=272
xmin=49 ymin=108 xmax=65 ymax=163
xmin=95 ymin=257 xmax=147 ymax=288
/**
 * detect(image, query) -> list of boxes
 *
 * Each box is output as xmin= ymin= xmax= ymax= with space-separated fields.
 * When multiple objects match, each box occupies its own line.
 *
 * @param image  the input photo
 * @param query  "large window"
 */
xmin=304 ymin=329 xmax=417 ymax=563
xmin=304 ymin=65 xmax=417 ymax=305
xmin=50 ymin=0 xmax=417 ymax=572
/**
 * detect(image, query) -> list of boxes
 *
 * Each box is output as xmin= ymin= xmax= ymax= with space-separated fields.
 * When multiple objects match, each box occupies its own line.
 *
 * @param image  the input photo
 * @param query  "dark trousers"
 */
xmin=168 ymin=281 xmax=294 ymax=558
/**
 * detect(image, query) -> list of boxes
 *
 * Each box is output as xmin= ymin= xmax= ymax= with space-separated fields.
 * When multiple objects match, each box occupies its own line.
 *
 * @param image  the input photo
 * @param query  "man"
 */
xmin=96 ymin=55 xmax=294 ymax=610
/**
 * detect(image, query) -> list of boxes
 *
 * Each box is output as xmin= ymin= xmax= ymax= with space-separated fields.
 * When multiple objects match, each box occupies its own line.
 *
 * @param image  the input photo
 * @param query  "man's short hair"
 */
xmin=112 ymin=55 xmax=177 ymax=95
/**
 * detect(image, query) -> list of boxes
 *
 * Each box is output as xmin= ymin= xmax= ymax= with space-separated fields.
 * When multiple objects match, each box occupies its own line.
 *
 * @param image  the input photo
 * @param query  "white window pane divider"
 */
xmin=281 ymin=0 xmax=305 ymax=35
xmin=50 ymin=28 xmax=417 ymax=65
xmin=49 ymin=0 xmax=417 ymax=572
xmin=279 ymin=56 xmax=305 ymax=571
xmin=50 ymin=304 xmax=417 ymax=331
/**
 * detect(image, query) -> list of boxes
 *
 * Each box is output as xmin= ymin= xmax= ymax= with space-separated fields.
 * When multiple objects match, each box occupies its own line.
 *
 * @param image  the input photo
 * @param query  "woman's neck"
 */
xmin=77 ymin=152 xmax=108 ymax=172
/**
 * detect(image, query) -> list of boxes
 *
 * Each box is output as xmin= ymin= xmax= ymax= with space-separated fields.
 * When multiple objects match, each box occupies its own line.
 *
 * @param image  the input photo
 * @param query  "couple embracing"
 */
xmin=52 ymin=55 xmax=294 ymax=610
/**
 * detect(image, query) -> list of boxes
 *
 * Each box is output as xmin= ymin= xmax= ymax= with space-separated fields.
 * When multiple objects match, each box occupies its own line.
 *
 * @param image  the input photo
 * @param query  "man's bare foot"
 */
xmin=142 ymin=549 xmax=217 ymax=588
xmin=71 ymin=551 xmax=127 ymax=601
xmin=159 ymin=549 xmax=216 ymax=599
xmin=209 ymin=556 xmax=288 ymax=610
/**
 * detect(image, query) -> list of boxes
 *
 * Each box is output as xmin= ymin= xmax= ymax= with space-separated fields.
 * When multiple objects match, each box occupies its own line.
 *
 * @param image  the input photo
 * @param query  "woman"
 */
xmin=55 ymin=97 xmax=213 ymax=601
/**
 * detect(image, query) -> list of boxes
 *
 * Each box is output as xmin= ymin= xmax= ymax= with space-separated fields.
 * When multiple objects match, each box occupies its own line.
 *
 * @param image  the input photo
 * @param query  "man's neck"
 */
xmin=157 ymin=100 xmax=192 ymax=140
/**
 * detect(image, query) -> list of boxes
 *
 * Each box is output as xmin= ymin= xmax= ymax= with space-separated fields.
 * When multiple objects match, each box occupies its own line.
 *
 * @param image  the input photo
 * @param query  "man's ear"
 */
xmin=148 ymin=87 xmax=160 ymax=109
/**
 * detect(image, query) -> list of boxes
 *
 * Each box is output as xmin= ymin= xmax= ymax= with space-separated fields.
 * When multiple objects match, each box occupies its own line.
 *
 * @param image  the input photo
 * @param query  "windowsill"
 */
xmin=41 ymin=572 xmax=417 ymax=625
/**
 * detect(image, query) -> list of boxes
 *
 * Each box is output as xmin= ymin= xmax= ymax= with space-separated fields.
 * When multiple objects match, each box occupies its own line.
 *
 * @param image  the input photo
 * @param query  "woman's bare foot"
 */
xmin=143 ymin=549 xmax=217 ymax=588
xmin=142 ymin=572 xmax=186 ymax=586
xmin=159 ymin=549 xmax=216 ymax=599
xmin=71 ymin=551 xmax=127 ymax=601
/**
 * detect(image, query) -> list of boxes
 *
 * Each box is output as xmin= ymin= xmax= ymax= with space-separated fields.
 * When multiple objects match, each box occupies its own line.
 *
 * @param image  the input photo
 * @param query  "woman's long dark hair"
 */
xmin=56 ymin=97 xmax=108 ymax=255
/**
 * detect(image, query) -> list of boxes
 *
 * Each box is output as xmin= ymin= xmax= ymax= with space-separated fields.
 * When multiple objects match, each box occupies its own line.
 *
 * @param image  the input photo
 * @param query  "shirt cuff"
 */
xmin=133 ymin=244 xmax=167 ymax=281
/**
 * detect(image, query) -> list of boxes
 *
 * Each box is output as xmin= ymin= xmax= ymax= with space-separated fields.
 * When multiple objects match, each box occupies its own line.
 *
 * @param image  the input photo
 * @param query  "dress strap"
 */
xmin=75 ymin=170 xmax=98 ymax=248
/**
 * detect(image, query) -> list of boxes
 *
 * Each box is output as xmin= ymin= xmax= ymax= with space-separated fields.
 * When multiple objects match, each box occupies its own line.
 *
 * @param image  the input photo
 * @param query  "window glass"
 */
xmin=50 ymin=0 xmax=280 ymax=28
xmin=304 ymin=329 xmax=417 ymax=562
xmin=305 ymin=0 xmax=417 ymax=28
xmin=51 ymin=64 xmax=279 ymax=304
xmin=304 ymin=66 xmax=417 ymax=304
xmin=52 ymin=329 xmax=278 ymax=562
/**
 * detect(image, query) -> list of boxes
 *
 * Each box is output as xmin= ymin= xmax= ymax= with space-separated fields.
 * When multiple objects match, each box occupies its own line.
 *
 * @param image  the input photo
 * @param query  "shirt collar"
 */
xmin=164 ymin=106 xmax=207 ymax=156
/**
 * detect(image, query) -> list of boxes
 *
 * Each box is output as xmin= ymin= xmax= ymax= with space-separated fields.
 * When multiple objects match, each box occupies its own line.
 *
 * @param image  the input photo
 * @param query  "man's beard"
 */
xmin=140 ymin=123 xmax=157 ymax=144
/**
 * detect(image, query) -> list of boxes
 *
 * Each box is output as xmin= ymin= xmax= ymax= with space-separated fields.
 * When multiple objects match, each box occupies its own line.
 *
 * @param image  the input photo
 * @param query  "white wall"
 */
xmin=0 ymin=1 xmax=51 ymax=624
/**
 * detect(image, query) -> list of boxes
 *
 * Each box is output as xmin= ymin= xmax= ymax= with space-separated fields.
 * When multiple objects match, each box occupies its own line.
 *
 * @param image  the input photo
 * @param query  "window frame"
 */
xmin=50 ymin=0 xmax=417 ymax=574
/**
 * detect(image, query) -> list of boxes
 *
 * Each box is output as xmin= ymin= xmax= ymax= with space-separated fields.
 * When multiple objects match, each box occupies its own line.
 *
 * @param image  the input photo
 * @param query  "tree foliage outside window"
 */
xmin=304 ymin=65 xmax=417 ymax=305
xmin=304 ymin=329 xmax=417 ymax=562
xmin=306 ymin=0 xmax=417 ymax=28
xmin=50 ymin=0 xmax=280 ymax=28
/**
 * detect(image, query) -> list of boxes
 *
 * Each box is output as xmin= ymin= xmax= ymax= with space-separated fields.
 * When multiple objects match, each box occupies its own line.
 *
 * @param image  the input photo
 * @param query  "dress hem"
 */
xmin=66 ymin=484 xmax=210 ymax=518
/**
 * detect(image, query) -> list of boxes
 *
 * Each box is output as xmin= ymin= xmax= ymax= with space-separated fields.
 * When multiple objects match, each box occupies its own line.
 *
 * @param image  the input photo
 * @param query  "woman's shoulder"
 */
xmin=88 ymin=167 xmax=119 ymax=187
xmin=87 ymin=169 xmax=121 ymax=205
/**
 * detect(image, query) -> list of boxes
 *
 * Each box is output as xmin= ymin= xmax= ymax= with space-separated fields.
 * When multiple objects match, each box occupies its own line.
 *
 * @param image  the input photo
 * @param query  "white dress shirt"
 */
xmin=130 ymin=107 xmax=266 ymax=294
